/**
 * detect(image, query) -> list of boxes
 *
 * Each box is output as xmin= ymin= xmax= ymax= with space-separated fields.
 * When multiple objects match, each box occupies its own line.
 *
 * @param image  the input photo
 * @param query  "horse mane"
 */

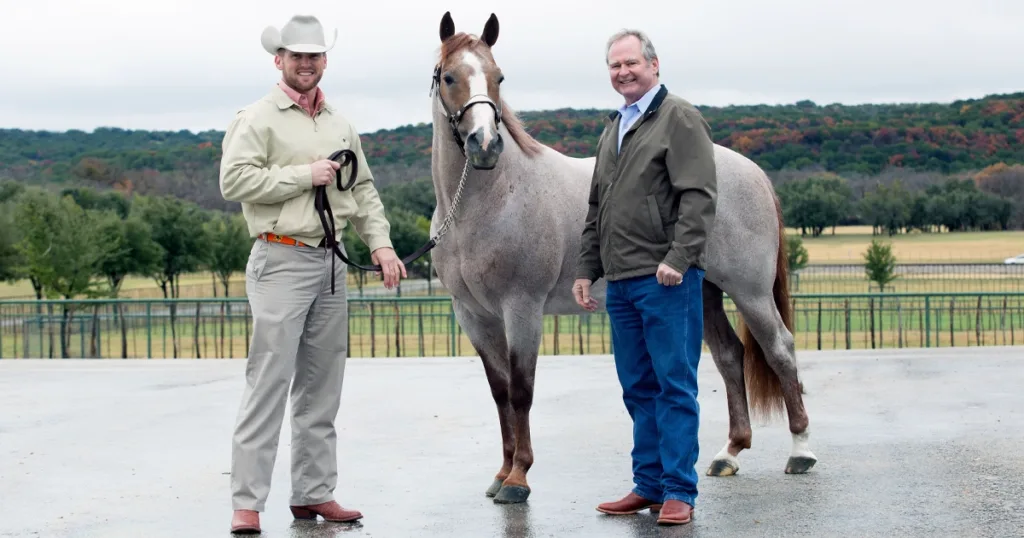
xmin=438 ymin=33 xmax=544 ymax=158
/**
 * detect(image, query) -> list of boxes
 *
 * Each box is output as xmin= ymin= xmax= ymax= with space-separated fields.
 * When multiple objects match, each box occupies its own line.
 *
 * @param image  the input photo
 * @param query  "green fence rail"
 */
xmin=1 ymin=293 xmax=1022 ymax=359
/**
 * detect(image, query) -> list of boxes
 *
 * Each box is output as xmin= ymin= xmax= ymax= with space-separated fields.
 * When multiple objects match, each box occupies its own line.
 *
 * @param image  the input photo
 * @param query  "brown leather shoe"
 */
xmin=290 ymin=500 xmax=363 ymax=522
xmin=230 ymin=509 xmax=261 ymax=534
xmin=656 ymin=499 xmax=693 ymax=525
xmin=596 ymin=492 xmax=663 ymax=515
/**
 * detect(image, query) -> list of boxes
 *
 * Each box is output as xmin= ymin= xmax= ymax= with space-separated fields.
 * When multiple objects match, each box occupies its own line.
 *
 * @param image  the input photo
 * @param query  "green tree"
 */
xmin=13 ymin=191 xmax=114 ymax=357
xmin=61 ymin=186 xmax=131 ymax=218
xmin=131 ymin=194 xmax=211 ymax=358
xmin=776 ymin=174 xmax=853 ymax=237
xmin=0 ymin=197 xmax=22 ymax=282
xmin=859 ymin=180 xmax=913 ymax=236
xmin=863 ymin=238 xmax=897 ymax=292
xmin=203 ymin=212 xmax=251 ymax=297
xmin=203 ymin=212 xmax=251 ymax=358
xmin=94 ymin=211 xmax=164 ymax=358
xmin=786 ymin=234 xmax=809 ymax=273
xmin=386 ymin=207 xmax=432 ymax=279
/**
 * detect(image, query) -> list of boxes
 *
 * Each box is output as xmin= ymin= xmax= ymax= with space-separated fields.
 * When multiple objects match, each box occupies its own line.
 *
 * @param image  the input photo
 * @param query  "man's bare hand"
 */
xmin=311 ymin=159 xmax=341 ymax=187
xmin=572 ymin=278 xmax=598 ymax=312
xmin=371 ymin=247 xmax=407 ymax=289
xmin=656 ymin=263 xmax=682 ymax=286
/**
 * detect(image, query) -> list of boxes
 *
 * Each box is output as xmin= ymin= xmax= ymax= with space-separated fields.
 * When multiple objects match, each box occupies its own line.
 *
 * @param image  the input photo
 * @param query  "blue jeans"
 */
xmin=606 ymin=268 xmax=704 ymax=508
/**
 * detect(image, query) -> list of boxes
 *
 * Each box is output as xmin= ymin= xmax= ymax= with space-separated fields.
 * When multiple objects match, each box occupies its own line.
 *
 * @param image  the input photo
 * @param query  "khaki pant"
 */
xmin=231 ymin=239 xmax=349 ymax=511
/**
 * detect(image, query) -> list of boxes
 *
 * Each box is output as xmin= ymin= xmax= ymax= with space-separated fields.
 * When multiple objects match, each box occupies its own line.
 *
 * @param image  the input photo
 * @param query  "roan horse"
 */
xmin=426 ymin=11 xmax=817 ymax=504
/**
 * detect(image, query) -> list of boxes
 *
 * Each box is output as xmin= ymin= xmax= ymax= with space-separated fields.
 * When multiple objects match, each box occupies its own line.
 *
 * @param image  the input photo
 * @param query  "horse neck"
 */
xmin=430 ymin=97 xmax=517 ymax=216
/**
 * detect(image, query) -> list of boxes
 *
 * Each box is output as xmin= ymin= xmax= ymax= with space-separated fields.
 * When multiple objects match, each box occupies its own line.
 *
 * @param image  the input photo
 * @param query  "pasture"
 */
xmin=787 ymin=225 xmax=1024 ymax=263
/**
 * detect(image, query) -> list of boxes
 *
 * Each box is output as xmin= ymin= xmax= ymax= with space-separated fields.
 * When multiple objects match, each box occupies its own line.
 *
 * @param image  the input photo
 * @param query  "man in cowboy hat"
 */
xmin=220 ymin=14 xmax=407 ymax=534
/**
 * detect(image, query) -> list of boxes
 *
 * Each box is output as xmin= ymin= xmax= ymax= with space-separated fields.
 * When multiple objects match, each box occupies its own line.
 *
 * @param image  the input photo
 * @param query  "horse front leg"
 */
xmin=452 ymin=301 xmax=514 ymax=497
xmin=492 ymin=304 xmax=543 ymax=504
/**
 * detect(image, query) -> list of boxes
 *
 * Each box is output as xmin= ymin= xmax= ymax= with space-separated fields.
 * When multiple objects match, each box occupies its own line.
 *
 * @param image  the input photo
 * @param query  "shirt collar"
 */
xmin=617 ymin=83 xmax=663 ymax=116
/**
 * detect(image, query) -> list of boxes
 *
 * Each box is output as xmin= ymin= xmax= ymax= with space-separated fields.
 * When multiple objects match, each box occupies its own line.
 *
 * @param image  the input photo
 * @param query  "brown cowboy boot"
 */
xmin=656 ymin=499 xmax=693 ymax=525
xmin=290 ymin=500 xmax=363 ymax=522
xmin=596 ymin=492 xmax=663 ymax=515
xmin=230 ymin=509 xmax=260 ymax=534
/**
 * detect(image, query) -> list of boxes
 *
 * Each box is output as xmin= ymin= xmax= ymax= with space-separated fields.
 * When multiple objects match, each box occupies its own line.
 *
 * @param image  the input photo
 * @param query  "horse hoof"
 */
xmin=706 ymin=459 xmax=739 ymax=477
xmin=785 ymin=456 xmax=817 ymax=474
xmin=493 ymin=484 xmax=531 ymax=504
xmin=485 ymin=478 xmax=504 ymax=498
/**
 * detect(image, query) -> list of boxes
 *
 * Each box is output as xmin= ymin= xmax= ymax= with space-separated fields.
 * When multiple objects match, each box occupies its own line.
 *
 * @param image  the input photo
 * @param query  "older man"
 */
xmin=220 ymin=14 xmax=406 ymax=534
xmin=573 ymin=29 xmax=717 ymax=526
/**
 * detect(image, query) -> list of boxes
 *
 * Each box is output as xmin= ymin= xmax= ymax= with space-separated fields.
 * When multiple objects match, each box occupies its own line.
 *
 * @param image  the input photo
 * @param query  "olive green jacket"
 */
xmin=576 ymin=84 xmax=717 ymax=282
xmin=219 ymin=84 xmax=393 ymax=252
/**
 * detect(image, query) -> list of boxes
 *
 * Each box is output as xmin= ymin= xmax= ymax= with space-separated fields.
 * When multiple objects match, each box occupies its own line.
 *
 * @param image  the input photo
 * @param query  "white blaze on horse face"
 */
xmin=462 ymin=50 xmax=497 ymax=150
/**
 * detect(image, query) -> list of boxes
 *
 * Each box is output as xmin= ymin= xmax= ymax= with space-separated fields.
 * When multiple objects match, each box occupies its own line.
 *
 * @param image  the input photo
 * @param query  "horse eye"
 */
xmin=443 ymin=74 xmax=455 ymax=85
xmin=498 ymin=75 xmax=505 ymax=84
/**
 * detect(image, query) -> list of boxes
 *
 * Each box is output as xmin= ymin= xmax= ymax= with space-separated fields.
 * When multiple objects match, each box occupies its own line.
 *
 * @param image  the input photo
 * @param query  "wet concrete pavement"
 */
xmin=1 ymin=347 xmax=1022 ymax=538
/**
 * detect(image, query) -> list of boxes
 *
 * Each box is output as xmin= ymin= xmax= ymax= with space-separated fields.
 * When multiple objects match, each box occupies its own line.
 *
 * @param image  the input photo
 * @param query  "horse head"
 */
xmin=433 ymin=11 xmax=505 ymax=170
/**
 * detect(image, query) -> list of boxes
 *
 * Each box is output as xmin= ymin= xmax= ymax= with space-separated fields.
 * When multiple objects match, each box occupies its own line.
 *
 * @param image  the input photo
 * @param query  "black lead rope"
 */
xmin=314 ymin=149 xmax=438 ymax=294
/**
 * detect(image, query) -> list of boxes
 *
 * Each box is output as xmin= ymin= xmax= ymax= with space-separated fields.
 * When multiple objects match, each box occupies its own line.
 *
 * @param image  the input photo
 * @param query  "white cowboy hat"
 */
xmin=260 ymin=15 xmax=337 ymax=54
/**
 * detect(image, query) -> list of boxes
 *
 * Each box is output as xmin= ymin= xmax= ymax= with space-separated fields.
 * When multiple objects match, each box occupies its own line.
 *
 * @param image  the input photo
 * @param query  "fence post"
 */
xmin=146 ymin=302 xmax=152 ymax=359
xmin=924 ymin=295 xmax=931 ymax=348
xmin=449 ymin=302 xmax=457 ymax=357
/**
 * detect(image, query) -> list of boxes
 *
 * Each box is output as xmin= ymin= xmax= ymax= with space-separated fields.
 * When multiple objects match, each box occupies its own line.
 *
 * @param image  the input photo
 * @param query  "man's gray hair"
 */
xmin=605 ymin=29 xmax=658 ymax=64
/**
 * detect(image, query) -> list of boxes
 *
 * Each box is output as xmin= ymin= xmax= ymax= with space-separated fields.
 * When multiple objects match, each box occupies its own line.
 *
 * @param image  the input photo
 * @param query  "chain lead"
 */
xmin=432 ymin=157 xmax=470 ymax=242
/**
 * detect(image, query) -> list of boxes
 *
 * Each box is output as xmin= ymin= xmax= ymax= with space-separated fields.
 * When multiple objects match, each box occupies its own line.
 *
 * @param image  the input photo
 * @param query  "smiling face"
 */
xmin=275 ymin=50 xmax=326 ymax=94
xmin=606 ymin=34 xmax=659 ymax=105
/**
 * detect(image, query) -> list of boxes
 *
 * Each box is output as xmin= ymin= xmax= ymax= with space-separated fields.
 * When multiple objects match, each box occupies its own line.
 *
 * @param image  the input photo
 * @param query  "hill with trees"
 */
xmin=0 ymin=92 xmax=1022 ymax=301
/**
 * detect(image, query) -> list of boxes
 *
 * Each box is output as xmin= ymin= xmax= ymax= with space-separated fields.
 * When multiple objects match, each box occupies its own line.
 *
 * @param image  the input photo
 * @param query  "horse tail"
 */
xmin=739 ymin=187 xmax=792 ymax=422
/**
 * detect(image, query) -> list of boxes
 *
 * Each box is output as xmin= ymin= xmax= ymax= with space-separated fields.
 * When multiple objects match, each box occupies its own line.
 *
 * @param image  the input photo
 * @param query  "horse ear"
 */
xmin=482 ymin=13 xmax=499 ymax=47
xmin=440 ymin=11 xmax=455 ymax=42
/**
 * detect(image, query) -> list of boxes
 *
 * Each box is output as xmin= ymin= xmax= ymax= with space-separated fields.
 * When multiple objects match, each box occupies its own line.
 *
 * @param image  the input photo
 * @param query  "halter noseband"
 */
xmin=429 ymin=64 xmax=503 ymax=153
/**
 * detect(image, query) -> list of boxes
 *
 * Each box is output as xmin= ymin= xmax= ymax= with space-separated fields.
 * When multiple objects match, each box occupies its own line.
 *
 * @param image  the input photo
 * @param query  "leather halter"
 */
xmin=429 ymin=63 xmax=503 ymax=153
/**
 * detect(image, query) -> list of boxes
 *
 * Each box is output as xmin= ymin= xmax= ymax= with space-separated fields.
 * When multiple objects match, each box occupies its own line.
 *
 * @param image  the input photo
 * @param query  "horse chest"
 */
xmin=432 ymin=233 xmax=509 ymax=308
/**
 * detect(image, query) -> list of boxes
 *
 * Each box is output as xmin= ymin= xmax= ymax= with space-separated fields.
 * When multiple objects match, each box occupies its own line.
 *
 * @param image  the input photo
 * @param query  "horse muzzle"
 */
xmin=465 ymin=129 xmax=504 ymax=170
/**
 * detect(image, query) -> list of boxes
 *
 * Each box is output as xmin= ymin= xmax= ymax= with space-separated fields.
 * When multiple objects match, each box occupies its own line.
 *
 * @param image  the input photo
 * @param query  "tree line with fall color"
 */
xmin=1 ymin=91 xmax=1021 ymax=214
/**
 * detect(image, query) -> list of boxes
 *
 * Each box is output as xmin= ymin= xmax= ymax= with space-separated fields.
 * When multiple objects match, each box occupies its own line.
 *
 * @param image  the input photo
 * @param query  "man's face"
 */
xmin=606 ymin=36 xmax=658 ymax=104
xmin=275 ymin=50 xmax=326 ymax=93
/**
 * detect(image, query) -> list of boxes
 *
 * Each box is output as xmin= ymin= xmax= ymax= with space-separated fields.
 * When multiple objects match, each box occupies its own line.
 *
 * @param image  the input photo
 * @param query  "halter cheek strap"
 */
xmin=429 ymin=64 xmax=503 ymax=153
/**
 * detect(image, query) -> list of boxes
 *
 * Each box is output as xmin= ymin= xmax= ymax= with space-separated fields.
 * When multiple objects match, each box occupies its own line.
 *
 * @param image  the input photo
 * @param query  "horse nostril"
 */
xmin=465 ymin=130 xmax=481 ymax=151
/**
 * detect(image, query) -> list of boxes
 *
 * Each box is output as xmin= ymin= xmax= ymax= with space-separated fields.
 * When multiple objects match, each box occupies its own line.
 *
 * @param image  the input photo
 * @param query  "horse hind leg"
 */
xmin=702 ymin=281 xmax=752 ymax=477
xmin=732 ymin=289 xmax=817 ymax=475
xmin=452 ymin=302 xmax=515 ymax=497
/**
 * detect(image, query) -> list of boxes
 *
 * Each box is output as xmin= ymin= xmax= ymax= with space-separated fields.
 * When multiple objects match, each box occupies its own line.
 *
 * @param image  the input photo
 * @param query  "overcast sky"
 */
xmin=3 ymin=0 xmax=1022 ymax=135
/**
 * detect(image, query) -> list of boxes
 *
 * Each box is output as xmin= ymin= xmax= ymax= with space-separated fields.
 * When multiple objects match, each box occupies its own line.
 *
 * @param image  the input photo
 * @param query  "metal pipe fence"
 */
xmin=791 ymin=263 xmax=1024 ymax=294
xmin=2 ymin=293 xmax=1022 ymax=359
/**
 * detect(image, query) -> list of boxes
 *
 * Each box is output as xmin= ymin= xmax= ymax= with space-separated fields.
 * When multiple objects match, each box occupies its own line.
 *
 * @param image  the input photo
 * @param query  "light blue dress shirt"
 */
xmin=617 ymin=83 xmax=663 ymax=153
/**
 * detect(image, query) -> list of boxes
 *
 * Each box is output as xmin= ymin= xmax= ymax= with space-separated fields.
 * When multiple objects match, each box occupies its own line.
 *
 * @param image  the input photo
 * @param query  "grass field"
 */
xmin=3 ymin=294 xmax=1022 ymax=359
xmin=787 ymin=226 xmax=1024 ymax=263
